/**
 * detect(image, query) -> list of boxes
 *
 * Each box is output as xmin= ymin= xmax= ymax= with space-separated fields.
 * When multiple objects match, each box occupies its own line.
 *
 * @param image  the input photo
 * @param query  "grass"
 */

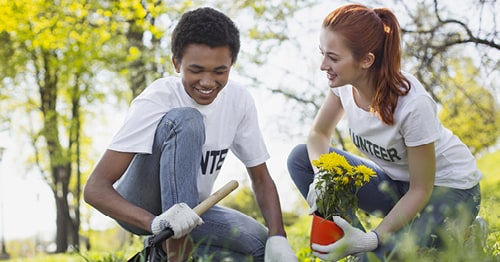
xmin=3 ymin=151 xmax=500 ymax=261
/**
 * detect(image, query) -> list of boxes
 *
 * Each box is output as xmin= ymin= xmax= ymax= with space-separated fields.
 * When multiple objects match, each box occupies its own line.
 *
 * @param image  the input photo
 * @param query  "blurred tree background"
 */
xmin=0 ymin=0 xmax=498 ymax=260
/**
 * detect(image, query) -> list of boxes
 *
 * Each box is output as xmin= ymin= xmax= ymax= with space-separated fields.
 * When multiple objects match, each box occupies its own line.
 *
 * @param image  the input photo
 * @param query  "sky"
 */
xmin=0 ymin=0 xmax=498 ymax=245
xmin=0 ymin=131 xmax=57 ymax=241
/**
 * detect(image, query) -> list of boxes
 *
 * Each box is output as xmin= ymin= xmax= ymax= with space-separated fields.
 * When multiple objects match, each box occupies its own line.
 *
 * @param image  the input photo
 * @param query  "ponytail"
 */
xmin=371 ymin=8 xmax=410 ymax=125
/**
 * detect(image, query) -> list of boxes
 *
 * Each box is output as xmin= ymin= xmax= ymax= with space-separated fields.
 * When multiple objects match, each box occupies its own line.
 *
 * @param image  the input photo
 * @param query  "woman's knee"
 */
xmin=287 ymin=144 xmax=308 ymax=170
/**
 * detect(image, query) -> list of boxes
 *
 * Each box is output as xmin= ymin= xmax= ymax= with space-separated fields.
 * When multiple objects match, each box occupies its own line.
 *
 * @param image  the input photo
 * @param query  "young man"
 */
xmin=84 ymin=7 xmax=297 ymax=262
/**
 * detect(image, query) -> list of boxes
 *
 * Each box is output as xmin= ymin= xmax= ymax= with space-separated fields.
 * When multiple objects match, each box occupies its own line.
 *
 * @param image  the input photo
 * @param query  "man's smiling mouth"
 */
xmin=198 ymin=89 xmax=214 ymax=94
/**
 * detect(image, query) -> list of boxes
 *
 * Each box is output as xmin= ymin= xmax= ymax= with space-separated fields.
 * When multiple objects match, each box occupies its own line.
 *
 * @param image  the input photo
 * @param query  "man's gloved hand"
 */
xmin=306 ymin=176 xmax=321 ymax=215
xmin=264 ymin=235 xmax=298 ymax=262
xmin=311 ymin=216 xmax=379 ymax=261
xmin=150 ymin=203 xmax=203 ymax=239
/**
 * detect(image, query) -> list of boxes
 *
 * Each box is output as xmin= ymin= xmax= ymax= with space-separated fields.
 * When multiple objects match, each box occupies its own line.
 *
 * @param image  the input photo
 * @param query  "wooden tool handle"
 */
xmin=193 ymin=179 xmax=239 ymax=215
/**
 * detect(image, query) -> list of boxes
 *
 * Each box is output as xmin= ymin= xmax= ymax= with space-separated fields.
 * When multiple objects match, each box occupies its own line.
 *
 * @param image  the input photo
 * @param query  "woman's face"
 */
xmin=173 ymin=44 xmax=232 ymax=105
xmin=319 ymin=29 xmax=366 ymax=88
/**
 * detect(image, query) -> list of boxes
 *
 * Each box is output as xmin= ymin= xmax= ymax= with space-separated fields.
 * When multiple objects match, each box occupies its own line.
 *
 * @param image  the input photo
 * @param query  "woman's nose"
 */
xmin=319 ymin=56 xmax=330 ymax=71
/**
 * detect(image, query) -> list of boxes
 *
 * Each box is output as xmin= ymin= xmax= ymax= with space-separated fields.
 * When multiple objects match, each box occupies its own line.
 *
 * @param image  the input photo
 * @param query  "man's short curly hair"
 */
xmin=171 ymin=7 xmax=240 ymax=64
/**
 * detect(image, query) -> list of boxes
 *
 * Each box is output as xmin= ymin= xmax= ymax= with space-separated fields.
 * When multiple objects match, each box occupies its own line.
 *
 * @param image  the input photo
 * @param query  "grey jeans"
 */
xmin=115 ymin=107 xmax=267 ymax=261
xmin=287 ymin=144 xmax=481 ymax=259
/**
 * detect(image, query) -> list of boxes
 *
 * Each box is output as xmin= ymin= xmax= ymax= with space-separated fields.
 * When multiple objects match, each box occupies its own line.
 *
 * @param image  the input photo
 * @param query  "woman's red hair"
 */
xmin=322 ymin=4 xmax=410 ymax=125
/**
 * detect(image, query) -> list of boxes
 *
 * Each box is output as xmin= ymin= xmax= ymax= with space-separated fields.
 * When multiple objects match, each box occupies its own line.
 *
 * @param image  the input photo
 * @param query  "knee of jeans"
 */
xmin=159 ymin=108 xmax=205 ymax=137
xmin=287 ymin=144 xmax=307 ymax=169
xmin=168 ymin=107 xmax=203 ymax=124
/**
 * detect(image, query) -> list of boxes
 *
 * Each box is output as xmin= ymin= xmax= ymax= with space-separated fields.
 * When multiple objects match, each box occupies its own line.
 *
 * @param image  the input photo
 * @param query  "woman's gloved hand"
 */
xmin=311 ymin=216 xmax=379 ymax=261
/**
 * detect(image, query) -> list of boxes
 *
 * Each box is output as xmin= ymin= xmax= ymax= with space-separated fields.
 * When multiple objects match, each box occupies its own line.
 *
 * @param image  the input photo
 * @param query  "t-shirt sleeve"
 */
xmin=230 ymin=95 xmax=270 ymax=167
xmin=400 ymin=95 xmax=442 ymax=147
xmin=108 ymin=98 xmax=167 ymax=154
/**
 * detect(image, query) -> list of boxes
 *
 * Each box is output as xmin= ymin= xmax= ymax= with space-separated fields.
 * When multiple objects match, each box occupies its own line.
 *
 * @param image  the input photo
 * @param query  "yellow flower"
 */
xmin=312 ymin=151 xmax=376 ymax=219
xmin=355 ymin=165 xmax=376 ymax=182
xmin=314 ymin=152 xmax=351 ymax=173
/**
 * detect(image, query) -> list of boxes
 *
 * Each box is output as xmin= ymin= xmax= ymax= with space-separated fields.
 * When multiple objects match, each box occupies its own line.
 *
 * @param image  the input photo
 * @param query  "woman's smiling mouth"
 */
xmin=327 ymin=73 xmax=337 ymax=80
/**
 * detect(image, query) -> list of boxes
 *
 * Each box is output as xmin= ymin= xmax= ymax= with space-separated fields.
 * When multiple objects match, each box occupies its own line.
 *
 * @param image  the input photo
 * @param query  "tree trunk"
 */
xmin=69 ymin=76 xmax=82 ymax=251
xmin=37 ymin=50 xmax=79 ymax=253
xmin=53 ymin=166 xmax=71 ymax=253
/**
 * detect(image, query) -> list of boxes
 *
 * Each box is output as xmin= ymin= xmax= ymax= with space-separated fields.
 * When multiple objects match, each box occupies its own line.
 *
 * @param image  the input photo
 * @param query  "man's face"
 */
xmin=173 ymin=44 xmax=232 ymax=105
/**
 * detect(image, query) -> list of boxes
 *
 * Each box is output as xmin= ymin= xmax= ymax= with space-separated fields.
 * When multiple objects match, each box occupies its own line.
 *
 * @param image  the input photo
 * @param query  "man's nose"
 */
xmin=199 ymin=73 xmax=216 ymax=87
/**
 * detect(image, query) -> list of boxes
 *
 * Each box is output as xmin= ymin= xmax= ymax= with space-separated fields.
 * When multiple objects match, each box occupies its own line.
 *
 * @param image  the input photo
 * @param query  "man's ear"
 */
xmin=361 ymin=52 xmax=375 ymax=69
xmin=172 ymin=57 xmax=181 ymax=73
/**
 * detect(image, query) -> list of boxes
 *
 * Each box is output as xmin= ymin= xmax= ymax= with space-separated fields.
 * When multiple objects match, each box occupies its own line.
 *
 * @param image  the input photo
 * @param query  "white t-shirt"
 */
xmin=332 ymin=73 xmax=481 ymax=189
xmin=109 ymin=76 xmax=270 ymax=200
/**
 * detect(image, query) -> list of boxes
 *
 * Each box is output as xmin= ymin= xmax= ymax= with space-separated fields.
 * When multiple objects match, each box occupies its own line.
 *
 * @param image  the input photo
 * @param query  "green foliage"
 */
xmin=220 ymin=186 xmax=265 ymax=224
xmin=286 ymin=215 xmax=320 ymax=261
xmin=437 ymin=57 xmax=500 ymax=156
xmin=477 ymin=150 xmax=500 ymax=257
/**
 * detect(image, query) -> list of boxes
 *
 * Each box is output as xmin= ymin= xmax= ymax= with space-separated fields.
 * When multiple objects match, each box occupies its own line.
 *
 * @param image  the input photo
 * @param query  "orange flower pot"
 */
xmin=310 ymin=213 xmax=344 ymax=252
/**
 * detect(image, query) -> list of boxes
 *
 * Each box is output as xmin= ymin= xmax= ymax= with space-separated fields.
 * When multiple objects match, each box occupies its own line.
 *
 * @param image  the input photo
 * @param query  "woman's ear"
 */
xmin=361 ymin=52 xmax=375 ymax=69
xmin=172 ymin=57 xmax=181 ymax=73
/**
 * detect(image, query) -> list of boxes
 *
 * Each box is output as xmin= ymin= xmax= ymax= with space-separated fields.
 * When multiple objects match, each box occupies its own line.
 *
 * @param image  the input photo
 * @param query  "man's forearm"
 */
xmin=253 ymin=177 xmax=287 ymax=237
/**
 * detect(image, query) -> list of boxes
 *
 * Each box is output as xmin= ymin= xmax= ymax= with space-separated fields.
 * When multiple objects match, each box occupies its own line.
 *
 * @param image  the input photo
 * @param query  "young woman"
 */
xmin=287 ymin=4 xmax=481 ymax=261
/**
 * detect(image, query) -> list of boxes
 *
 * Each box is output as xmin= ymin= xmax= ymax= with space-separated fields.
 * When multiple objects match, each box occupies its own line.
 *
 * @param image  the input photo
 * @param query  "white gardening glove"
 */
xmin=264 ymin=235 xmax=298 ymax=262
xmin=150 ymin=203 xmax=203 ymax=239
xmin=306 ymin=176 xmax=321 ymax=215
xmin=311 ymin=216 xmax=379 ymax=261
